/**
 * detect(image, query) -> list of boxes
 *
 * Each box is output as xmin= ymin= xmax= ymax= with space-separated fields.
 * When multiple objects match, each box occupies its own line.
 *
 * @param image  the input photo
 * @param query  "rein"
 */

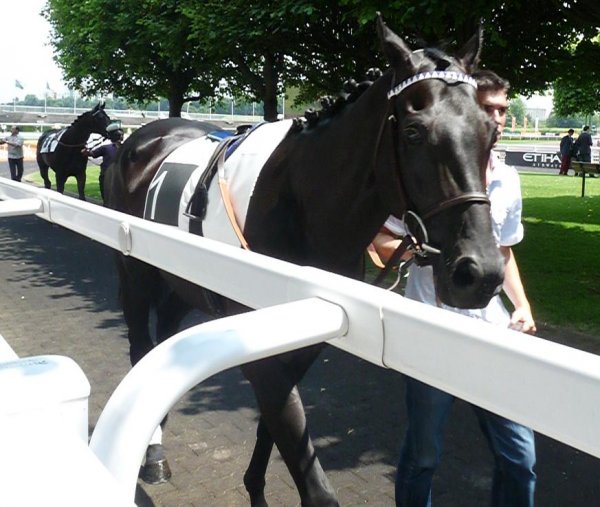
xmin=57 ymin=140 xmax=90 ymax=148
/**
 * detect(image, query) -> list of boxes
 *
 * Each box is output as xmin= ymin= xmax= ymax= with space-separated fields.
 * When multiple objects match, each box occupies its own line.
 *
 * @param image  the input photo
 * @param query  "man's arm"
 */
xmin=4 ymin=138 xmax=23 ymax=147
xmin=500 ymin=245 xmax=536 ymax=334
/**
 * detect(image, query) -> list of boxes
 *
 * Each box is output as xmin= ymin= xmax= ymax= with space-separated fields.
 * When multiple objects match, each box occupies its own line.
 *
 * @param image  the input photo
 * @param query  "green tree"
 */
xmin=45 ymin=0 xmax=221 ymax=117
xmin=553 ymin=38 xmax=600 ymax=120
xmin=508 ymin=97 xmax=527 ymax=127
xmin=180 ymin=0 xmax=376 ymax=120
xmin=341 ymin=0 xmax=600 ymax=96
xmin=45 ymin=0 xmax=600 ymax=118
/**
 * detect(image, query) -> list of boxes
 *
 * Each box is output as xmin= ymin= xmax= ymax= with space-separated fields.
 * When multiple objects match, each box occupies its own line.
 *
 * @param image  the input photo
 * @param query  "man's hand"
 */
xmin=510 ymin=306 xmax=536 ymax=334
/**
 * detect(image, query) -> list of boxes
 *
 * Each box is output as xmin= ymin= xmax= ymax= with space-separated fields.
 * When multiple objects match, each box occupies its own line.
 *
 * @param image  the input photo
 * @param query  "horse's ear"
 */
xmin=99 ymin=101 xmax=105 ymax=110
xmin=456 ymin=26 xmax=482 ymax=73
xmin=376 ymin=14 xmax=417 ymax=75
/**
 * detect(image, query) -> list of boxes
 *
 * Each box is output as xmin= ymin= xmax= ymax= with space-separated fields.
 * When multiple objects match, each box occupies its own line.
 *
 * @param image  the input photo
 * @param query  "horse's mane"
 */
xmin=294 ymin=43 xmax=456 ymax=132
xmin=293 ymin=67 xmax=383 ymax=132
xmin=69 ymin=109 xmax=93 ymax=128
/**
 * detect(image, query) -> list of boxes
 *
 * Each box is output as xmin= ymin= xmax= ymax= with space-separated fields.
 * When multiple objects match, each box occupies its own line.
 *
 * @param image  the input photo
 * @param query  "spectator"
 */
xmin=0 ymin=126 xmax=25 ymax=182
xmin=559 ymin=128 xmax=575 ymax=175
xmin=373 ymin=70 xmax=537 ymax=507
xmin=575 ymin=126 xmax=593 ymax=163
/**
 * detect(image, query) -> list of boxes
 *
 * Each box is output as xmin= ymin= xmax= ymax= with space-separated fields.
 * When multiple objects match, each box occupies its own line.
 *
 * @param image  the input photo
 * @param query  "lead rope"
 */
xmin=372 ymin=235 xmax=417 ymax=287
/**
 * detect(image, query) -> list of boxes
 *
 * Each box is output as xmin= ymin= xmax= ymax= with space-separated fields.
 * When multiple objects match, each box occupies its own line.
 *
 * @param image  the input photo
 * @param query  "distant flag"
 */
xmin=15 ymin=80 xmax=24 ymax=90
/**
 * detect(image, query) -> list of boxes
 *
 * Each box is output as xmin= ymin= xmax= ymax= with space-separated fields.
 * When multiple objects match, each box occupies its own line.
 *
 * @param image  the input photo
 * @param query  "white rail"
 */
xmin=1 ymin=177 xmax=600 ymax=501
xmin=90 ymin=298 xmax=347 ymax=500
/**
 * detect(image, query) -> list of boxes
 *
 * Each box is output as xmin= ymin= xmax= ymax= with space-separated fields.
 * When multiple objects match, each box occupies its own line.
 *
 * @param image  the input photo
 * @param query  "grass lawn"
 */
xmin=517 ymin=173 xmax=599 ymax=335
xmin=26 ymin=166 xmax=600 ymax=335
xmin=26 ymin=165 xmax=103 ymax=201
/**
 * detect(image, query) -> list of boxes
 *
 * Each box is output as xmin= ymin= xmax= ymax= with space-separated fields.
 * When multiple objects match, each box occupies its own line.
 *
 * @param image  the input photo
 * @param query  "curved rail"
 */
xmin=89 ymin=298 xmax=348 ymax=501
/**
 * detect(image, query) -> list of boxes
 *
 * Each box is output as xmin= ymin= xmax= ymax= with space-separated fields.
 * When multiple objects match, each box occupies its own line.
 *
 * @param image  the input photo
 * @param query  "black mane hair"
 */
xmin=294 ymin=68 xmax=384 ymax=131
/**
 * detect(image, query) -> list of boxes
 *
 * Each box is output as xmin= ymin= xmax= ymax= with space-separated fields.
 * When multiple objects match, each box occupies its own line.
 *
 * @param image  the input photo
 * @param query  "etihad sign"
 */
xmin=504 ymin=150 xmax=560 ymax=168
xmin=522 ymin=152 xmax=561 ymax=164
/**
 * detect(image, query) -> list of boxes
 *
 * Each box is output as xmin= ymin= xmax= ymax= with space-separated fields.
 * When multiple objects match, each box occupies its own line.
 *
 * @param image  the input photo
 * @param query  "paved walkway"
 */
xmin=0 ymin=166 xmax=599 ymax=506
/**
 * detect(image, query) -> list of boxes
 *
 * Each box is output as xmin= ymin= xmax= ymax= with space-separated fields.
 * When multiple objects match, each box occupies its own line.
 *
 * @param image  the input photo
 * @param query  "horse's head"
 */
xmin=375 ymin=17 xmax=504 ymax=309
xmin=87 ymin=101 xmax=112 ymax=137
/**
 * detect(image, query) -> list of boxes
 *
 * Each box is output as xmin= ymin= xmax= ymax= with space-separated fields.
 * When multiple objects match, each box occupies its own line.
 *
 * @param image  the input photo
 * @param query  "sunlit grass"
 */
xmin=26 ymin=165 xmax=102 ymax=201
xmin=516 ymin=173 xmax=599 ymax=334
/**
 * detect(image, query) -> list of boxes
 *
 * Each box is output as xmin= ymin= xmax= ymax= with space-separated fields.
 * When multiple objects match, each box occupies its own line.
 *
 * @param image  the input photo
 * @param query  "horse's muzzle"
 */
xmin=437 ymin=254 xmax=504 ymax=309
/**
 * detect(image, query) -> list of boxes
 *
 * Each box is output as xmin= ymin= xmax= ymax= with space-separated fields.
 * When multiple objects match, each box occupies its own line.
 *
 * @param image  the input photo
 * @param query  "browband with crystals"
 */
xmin=387 ymin=71 xmax=477 ymax=100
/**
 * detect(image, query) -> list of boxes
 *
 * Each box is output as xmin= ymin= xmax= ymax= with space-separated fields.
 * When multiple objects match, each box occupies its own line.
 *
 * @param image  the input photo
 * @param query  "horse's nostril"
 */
xmin=452 ymin=258 xmax=482 ymax=289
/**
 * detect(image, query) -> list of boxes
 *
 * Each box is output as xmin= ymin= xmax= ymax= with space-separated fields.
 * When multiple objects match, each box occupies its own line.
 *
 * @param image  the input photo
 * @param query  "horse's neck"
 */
xmin=270 ymin=72 xmax=396 ymax=271
xmin=62 ymin=117 xmax=91 ymax=143
xmin=300 ymin=73 xmax=395 ymax=240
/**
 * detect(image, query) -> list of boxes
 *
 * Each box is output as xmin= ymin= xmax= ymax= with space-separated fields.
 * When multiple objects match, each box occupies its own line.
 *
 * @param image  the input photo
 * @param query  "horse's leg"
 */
xmin=139 ymin=289 xmax=193 ymax=484
xmin=77 ymin=171 xmax=87 ymax=201
xmin=38 ymin=159 xmax=52 ymax=190
xmin=116 ymin=255 xmax=174 ymax=484
xmin=243 ymin=416 xmax=274 ymax=507
xmin=115 ymin=254 xmax=158 ymax=367
xmin=56 ymin=173 xmax=66 ymax=195
xmin=242 ymin=344 xmax=339 ymax=507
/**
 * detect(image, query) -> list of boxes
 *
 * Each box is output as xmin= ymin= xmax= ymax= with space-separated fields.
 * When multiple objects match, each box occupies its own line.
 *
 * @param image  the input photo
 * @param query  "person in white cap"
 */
xmin=82 ymin=122 xmax=123 ymax=201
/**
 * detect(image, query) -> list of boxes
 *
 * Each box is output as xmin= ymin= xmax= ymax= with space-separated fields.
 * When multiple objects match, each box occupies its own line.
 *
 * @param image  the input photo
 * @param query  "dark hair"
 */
xmin=583 ymin=125 xmax=590 ymax=131
xmin=568 ymin=129 xmax=575 ymax=134
xmin=471 ymin=70 xmax=510 ymax=94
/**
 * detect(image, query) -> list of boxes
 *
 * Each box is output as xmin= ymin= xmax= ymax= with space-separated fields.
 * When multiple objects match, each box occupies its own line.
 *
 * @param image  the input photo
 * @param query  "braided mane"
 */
xmin=292 ymin=68 xmax=383 ymax=131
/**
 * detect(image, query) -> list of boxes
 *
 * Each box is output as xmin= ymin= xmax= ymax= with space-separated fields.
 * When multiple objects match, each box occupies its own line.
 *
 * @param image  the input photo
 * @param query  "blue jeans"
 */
xmin=396 ymin=377 xmax=536 ymax=507
xmin=8 ymin=157 xmax=23 ymax=182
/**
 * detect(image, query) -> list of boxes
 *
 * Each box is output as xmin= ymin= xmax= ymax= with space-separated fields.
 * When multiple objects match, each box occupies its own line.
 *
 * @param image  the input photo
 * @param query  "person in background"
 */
xmin=82 ymin=122 xmax=123 ymax=201
xmin=559 ymin=128 xmax=575 ymax=175
xmin=0 ymin=126 xmax=25 ymax=182
xmin=575 ymin=126 xmax=593 ymax=163
xmin=373 ymin=70 xmax=537 ymax=507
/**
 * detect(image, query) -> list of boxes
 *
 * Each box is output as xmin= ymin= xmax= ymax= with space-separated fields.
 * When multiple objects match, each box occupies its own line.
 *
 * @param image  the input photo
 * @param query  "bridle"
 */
xmin=373 ymin=69 xmax=491 ymax=286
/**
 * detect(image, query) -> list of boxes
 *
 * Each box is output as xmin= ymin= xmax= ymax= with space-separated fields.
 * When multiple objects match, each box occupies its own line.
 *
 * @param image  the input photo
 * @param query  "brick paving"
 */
xmin=1 ymin=167 xmax=599 ymax=506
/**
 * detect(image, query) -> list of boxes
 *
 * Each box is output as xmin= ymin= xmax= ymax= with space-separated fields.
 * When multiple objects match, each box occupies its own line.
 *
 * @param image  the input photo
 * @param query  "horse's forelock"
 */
xmin=423 ymin=48 xmax=452 ymax=71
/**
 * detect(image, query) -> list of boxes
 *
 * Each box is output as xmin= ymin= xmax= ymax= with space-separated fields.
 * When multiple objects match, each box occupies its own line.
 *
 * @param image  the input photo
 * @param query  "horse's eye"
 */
xmin=404 ymin=125 xmax=422 ymax=144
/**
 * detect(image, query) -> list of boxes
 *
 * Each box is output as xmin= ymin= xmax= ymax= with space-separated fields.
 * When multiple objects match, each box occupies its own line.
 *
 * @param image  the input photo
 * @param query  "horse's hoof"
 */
xmin=140 ymin=458 xmax=172 ymax=484
xmin=140 ymin=444 xmax=172 ymax=484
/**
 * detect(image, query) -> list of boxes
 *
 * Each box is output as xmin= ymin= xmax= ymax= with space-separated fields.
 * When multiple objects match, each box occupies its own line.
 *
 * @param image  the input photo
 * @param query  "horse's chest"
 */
xmin=143 ymin=121 xmax=293 ymax=247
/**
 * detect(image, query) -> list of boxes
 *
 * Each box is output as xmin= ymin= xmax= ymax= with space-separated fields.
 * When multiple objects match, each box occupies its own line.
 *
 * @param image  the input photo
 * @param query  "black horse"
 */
xmin=36 ymin=102 xmax=112 ymax=200
xmin=105 ymin=18 xmax=504 ymax=507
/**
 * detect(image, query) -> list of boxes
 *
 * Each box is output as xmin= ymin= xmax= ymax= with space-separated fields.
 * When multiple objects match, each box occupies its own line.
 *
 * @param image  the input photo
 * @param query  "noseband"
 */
xmin=383 ymin=69 xmax=490 ymax=257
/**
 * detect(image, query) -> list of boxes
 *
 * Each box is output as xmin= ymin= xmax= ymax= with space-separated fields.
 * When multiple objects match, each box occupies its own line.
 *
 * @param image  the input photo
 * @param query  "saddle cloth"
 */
xmin=39 ymin=129 xmax=66 ymax=154
xmin=143 ymin=119 xmax=293 ymax=247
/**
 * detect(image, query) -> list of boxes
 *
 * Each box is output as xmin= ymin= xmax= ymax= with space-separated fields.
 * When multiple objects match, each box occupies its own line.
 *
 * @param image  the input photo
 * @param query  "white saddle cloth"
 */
xmin=40 ymin=129 xmax=66 ymax=154
xmin=143 ymin=120 xmax=293 ymax=247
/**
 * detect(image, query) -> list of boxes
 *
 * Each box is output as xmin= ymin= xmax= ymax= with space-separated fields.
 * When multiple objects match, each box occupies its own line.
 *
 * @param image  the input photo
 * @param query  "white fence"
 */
xmin=1 ymin=177 xmax=600 ymax=504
